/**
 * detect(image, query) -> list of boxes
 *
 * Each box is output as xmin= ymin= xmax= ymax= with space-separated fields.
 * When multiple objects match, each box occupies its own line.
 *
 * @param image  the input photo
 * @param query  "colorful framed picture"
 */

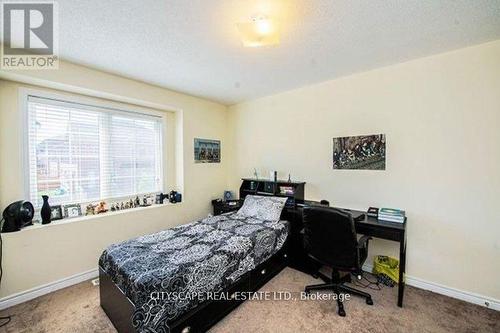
xmin=333 ymin=134 xmax=386 ymax=170
xmin=64 ymin=204 xmax=82 ymax=218
xmin=194 ymin=138 xmax=221 ymax=163
xmin=50 ymin=205 xmax=63 ymax=220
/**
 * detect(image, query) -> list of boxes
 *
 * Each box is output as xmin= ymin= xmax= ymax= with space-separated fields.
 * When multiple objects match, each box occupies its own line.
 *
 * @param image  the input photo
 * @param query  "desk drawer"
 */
xmin=356 ymin=224 xmax=402 ymax=242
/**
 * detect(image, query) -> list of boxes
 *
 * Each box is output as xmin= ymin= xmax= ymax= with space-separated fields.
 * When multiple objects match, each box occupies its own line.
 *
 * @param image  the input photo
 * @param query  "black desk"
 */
xmin=285 ymin=204 xmax=407 ymax=308
xmin=344 ymin=207 xmax=407 ymax=307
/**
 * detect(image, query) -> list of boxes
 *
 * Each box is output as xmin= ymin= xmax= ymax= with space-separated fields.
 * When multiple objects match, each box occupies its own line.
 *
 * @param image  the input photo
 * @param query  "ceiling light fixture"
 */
xmin=237 ymin=15 xmax=280 ymax=47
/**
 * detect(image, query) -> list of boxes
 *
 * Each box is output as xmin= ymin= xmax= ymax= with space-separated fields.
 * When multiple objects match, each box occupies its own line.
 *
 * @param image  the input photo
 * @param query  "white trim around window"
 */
xmin=19 ymin=88 xmax=168 ymax=208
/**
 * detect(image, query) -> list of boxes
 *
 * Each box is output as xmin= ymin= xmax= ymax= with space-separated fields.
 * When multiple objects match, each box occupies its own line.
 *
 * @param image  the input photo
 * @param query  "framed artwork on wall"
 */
xmin=194 ymin=138 xmax=221 ymax=163
xmin=333 ymin=134 xmax=386 ymax=170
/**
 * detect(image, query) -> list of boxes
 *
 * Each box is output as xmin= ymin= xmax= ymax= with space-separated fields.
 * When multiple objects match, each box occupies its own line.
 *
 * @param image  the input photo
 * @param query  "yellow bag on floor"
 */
xmin=373 ymin=255 xmax=399 ymax=283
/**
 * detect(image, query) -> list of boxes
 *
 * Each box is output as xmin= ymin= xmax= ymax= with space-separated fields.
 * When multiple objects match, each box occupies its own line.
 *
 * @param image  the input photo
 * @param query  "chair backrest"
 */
xmin=303 ymin=206 xmax=359 ymax=270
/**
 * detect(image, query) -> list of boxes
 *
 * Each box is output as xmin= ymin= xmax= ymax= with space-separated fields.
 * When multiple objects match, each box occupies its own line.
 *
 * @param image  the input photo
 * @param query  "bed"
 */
xmin=99 ymin=195 xmax=290 ymax=333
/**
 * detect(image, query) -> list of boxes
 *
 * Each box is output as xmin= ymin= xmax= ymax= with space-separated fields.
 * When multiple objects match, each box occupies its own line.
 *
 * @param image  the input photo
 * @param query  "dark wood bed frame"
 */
xmin=100 ymin=194 xmax=301 ymax=333
xmin=100 ymin=244 xmax=289 ymax=333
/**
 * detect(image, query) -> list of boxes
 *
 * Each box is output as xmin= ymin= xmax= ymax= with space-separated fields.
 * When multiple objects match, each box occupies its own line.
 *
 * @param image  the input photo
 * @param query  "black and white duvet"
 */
xmin=99 ymin=204 xmax=289 ymax=333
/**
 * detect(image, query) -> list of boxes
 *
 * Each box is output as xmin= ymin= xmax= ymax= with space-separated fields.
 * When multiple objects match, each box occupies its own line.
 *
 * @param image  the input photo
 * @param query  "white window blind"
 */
xmin=26 ymin=95 xmax=163 ymax=208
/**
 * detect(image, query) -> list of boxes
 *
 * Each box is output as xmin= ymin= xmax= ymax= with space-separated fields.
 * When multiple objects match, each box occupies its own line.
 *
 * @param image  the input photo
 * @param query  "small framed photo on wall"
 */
xmin=194 ymin=138 xmax=221 ymax=163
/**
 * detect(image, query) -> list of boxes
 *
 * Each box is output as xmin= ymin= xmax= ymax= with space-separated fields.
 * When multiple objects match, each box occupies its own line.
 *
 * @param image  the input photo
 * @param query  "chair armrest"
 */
xmin=357 ymin=235 xmax=372 ymax=249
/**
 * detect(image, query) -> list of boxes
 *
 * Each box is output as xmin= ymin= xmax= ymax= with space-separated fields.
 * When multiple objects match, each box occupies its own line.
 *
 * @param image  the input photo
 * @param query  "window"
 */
xmin=25 ymin=94 xmax=163 ymax=208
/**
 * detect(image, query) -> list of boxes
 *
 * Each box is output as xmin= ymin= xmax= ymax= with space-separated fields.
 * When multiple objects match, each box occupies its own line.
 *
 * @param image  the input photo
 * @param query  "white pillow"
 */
xmin=237 ymin=195 xmax=288 ymax=221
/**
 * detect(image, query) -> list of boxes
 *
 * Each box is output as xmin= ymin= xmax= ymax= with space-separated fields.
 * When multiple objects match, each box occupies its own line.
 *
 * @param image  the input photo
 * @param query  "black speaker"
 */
xmin=1 ymin=201 xmax=35 ymax=233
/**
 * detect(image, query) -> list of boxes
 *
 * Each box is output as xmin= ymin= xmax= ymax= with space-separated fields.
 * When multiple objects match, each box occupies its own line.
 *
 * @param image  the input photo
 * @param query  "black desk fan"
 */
xmin=1 ymin=200 xmax=35 ymax=233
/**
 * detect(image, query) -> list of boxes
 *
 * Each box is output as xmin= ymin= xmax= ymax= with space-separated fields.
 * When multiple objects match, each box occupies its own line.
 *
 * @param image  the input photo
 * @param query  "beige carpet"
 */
xmin=0 ymin=268 xmax=498 ymax=333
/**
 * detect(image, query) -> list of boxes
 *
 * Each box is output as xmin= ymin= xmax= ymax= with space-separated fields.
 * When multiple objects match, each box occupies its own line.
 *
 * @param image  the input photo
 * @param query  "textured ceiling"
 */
xmin=52 ymin=1 xmax=500 ymax=104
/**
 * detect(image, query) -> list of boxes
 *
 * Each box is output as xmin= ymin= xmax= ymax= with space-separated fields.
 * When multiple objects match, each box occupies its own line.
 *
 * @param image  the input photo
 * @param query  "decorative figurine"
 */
xmin=96 ymin=201 xmax=108 ymax=214
xmin=110 ymin=204 xmax=116 ymax=212
xmin=120 ymin=202 xmax=125 ymax=210
xmin=156 ymin=193 xmax=169 ymax=204
xmin=288 ymin=174 xmax=291 ymax=182
xmin=143 ymin=196 xmax=148 ymax=206
xmin=129 ymin=199 xmax=134 ymax=208
xmin=135 ymin=196 xmax=141 ymax=207
xmin=85 ymin=203 xmax=95 ymax=216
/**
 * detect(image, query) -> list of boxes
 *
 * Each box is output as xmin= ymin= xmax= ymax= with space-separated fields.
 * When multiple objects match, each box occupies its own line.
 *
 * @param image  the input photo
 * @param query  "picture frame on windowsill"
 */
xmin=50 ymin=205 xmax=63 ymax=221
xmin=64 ymin=204 xmax=82 ymax=219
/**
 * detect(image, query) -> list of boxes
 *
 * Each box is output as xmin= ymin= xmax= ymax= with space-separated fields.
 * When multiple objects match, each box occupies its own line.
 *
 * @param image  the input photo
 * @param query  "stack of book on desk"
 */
xmin=378 ymin=208 xmax=405 ymax=223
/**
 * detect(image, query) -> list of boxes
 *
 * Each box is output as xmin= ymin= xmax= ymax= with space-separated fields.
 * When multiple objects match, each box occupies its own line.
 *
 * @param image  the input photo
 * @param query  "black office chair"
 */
xmin=303 ymin=206 xmax=373 ymax=316
xmin=319 ymin=199 xmax=330 ymax=206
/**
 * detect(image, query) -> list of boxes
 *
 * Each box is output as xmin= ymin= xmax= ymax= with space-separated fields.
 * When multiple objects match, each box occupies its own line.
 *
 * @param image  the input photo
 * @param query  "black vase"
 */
xmin=41 ymin=195 xmax=51 ymax=224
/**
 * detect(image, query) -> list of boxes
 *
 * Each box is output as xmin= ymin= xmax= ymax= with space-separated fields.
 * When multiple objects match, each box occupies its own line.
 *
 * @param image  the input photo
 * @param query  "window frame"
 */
xmin=20 ymin=88 xmax=167 ymax=208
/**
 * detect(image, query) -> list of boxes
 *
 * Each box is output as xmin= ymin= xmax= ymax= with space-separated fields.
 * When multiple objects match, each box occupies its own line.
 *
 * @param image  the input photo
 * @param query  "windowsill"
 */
xmin=13 ymin=202 xmax=182 ymax=233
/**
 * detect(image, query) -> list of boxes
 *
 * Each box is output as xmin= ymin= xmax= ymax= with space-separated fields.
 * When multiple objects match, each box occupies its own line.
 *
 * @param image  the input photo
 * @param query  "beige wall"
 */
xmin=0 ymin=61 xmax=228 ymax=298
xmin=1 ymin=41 xmax=499 ymax=304
xmin=227 ymin=41 xmax=500 ymax=300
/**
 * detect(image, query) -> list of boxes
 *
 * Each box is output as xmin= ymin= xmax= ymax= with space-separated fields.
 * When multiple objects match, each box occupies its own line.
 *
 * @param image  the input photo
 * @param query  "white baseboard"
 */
xmin=363 ymin=264 xmax=500 ymax=311
xmin=0 ymin=268 xmax=99 ymax=310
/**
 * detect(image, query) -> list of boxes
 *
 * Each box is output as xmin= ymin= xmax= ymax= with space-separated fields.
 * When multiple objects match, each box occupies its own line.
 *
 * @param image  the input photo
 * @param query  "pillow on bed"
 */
xmin=237 ymin=195 xmax=288 ymax=221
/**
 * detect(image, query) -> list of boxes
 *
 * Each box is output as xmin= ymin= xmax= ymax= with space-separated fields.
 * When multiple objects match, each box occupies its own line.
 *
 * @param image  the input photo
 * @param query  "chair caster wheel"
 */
xmin=366 ymin=298 xmax=373 ymax=305
xmin=338 ymin=307 xmax=346 ymax=317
